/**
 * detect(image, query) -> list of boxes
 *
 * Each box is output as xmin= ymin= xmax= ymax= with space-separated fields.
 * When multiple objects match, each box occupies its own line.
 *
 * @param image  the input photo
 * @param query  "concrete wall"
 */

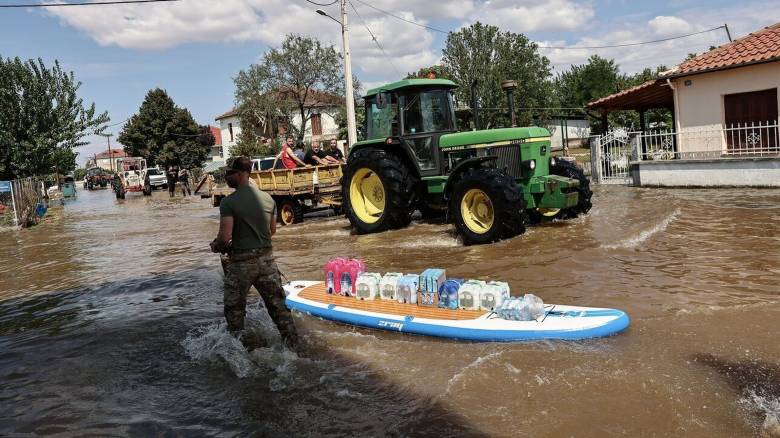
xmin=546 ymin=119 xmax=590 ymax=150
xmin=633 ymin=157 xmax=780 ymax=187
xmin=672 ymin=61 xmax=780 ymax=153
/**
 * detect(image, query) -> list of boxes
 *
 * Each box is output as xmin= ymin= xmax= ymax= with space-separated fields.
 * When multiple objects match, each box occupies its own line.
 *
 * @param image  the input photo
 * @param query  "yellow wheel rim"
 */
xmin=537 ymin=208 xmax=561 ymax=218
xmin=349 ymin=168 xmax=385 ymax=224
xmin=460 ymin=189 xmax=494 ymax=234
xmin=280 ymin=204 xmax=294 ymax=225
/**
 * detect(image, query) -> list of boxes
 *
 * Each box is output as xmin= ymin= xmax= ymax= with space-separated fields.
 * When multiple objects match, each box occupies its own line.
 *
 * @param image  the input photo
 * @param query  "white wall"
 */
xmin=216 ymin=115 xmax=240 ymax=161
xmin=546 ymin=119 xmax=591 ymax=150
xmin=672 ymin=62 xmax=780 ymax=153
xmin=292 ymin=108 xmax=341 ymax=142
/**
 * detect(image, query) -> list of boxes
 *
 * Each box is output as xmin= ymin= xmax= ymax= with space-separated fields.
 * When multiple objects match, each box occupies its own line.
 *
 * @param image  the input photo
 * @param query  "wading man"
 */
xmin=210 ymin=156 xmax=299 ymax=348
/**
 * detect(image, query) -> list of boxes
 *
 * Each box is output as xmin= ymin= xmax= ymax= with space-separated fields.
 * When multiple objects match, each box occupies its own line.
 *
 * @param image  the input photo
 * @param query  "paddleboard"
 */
xmin=284 ymin=281 xmax=630 ymax=342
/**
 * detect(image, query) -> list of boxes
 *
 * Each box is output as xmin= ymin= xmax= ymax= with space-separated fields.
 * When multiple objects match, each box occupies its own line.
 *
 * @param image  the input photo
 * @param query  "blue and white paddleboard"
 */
xmin=284 ymin=281 xmax=630 ymax=342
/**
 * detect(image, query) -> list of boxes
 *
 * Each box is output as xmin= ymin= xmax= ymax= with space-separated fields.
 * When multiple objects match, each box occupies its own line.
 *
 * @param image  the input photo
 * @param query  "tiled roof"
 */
xmin=215 ymin=88 xmax=342 ymax=120
xmin=95 ymin=149 xmax=127 ymax=159
xmin=209 ymin=126 xmax=222 ymax=145
xmin=666 ymin=22 xmax=780 ymax=77
xmin=586 ymin=79 xmax=672 ymax=110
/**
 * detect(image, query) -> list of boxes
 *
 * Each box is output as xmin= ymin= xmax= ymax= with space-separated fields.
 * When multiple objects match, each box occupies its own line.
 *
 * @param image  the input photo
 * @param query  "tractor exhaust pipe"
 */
xmin=471 ymin=79 xmax=480 ymax=130
xmin=501 ymin=80 xmax=518 ymax=127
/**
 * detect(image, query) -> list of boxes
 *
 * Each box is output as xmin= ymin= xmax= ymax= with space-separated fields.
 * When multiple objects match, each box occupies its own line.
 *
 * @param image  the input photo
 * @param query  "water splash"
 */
xmin=739 ymin=391 xmax=780 ymax=436
xmin=399 ymin=236 xmax=461 ymax=249
xmin=443 ymin=351 xmax=504 ymax=394
xmin=181 ymin=322 xmax=257 ymax=378
xmin=602 ymin=208 xmax=681 ymax=250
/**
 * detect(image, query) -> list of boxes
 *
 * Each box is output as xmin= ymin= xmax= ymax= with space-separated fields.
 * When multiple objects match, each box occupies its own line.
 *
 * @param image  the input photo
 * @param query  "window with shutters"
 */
xmin=724 ymin=88 xmax=778 ymax=151
xmin=311 ymin=113 xmax=322 ymax=136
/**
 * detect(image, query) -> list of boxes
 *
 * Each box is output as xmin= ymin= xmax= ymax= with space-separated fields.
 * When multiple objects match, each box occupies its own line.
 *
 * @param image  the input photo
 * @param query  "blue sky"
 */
xmin=1 ymin=0 xmax=778 ymax=164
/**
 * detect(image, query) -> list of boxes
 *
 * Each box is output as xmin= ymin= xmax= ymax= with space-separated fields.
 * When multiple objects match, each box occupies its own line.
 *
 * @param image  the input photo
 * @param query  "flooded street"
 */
xmin=1 ymin=186 xmax=778 ymax=436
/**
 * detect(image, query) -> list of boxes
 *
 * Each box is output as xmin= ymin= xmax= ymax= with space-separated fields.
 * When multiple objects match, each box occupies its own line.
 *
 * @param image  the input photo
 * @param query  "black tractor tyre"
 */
xmin=276 ymin=197 xmax=303 ymax=226
xmin=342 ymin=148 xmax=418 ymax=234
xmin=418 ymin=203 xmax=446 ymax=222
xmin=449 ymin=167 xmax=528 ymax=245
xmin=142 ymin=183 xmax=152 ymax=196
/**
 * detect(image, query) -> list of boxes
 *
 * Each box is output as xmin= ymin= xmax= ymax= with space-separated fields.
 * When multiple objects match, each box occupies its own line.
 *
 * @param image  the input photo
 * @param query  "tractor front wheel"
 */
xmin=450 ymin=167 xmax=527 ymax=245
xmin=276 ymin=198 xmax=303 ymax=226
xmin=342 ymin=148 xmax=417 ymax=234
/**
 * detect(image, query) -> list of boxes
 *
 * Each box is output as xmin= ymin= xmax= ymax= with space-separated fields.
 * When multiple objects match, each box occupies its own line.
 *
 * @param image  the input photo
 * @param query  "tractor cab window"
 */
xmin=365 ymin=94 xmax=398 ymax=140
xmin=402 ymin=90 xmax=453 ymax=135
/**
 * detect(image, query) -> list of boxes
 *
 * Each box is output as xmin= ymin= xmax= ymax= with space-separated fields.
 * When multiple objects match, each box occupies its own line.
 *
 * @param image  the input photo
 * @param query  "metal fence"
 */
xmin=637 ymin=121 xmax=780 ymax=161
xmin=0 ymin=178 xmax=46 ymax=228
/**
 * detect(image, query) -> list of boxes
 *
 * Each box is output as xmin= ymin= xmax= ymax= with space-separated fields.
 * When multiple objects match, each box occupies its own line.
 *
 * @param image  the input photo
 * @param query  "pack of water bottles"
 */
xmin=322 ymin=260 xmax=544 ymax=320
xmin=495 ymin=294 xmax=545 ymax=321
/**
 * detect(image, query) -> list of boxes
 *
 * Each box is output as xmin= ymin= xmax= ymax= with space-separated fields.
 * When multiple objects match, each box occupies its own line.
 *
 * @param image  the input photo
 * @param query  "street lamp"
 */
xmin=316 ymin=2 xmax=358 ymax=150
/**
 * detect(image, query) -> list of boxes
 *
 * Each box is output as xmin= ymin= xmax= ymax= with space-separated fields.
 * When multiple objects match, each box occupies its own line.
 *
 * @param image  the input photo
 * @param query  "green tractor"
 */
xmin=341 ymin=78 xmax=592 ymax=245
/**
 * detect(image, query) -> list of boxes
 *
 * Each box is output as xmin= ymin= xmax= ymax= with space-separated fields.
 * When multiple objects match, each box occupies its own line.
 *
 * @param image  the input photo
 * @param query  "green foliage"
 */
xmin=0 ymin=56 xmax=109 ymax=180
xmin=405 ymin=65 xmax=451 ymax=80
xmin=73 ymin=167 xmax=87 ymax=181
xmin=335 ymin=105 xmax=365 ymax=142
xmin=442 ymin=22 xmax=555 ymax=128
xmin=554 ymin=56 xmax=622 ymax=109
xmin=118 ymin=89 xmax=210 ymax=169
xmin=234 ymin=34 xmax=344 ymax=149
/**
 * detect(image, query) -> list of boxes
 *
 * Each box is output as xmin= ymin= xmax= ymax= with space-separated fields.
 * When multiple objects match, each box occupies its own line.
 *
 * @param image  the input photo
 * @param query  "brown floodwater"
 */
xmin=1 ymin=185 xmax=778 ymax=436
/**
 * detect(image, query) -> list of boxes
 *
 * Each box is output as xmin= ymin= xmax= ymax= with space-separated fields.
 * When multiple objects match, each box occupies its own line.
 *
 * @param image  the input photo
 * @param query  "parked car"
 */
xmin=144 ymin=167 xmax=168 ymax=191
xmin=251 ymin=156 xmax=277 ymax=171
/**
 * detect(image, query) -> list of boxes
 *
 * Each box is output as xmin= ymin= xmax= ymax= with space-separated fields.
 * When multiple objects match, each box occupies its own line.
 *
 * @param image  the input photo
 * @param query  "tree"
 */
xmin=118 ymin=88 xmax=210 ymax=169
xmin=0 ymin=56 xmax=109 ymax=180
xmin=554 ymin=55 xmax=623 ymax=109
xmin=234 ymin=34 xmax=344 ymax=150
xmin=442 ymin=22 xmax=555 ymax=128
xmin=405 ymin=65 xmax=451 ymax=80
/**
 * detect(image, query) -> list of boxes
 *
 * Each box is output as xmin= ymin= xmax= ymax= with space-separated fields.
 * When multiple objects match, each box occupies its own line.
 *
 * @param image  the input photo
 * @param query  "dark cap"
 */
xmin=223 ymin=156 xmax=252 ymax=173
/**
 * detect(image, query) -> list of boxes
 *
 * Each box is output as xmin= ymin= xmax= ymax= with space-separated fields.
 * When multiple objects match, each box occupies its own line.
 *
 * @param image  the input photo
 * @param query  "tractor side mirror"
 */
xmin=376 ymin=92 xmax=390 ymax=109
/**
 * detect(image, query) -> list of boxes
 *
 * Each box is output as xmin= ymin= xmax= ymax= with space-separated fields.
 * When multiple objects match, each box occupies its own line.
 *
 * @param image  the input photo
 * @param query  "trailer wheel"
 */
xmin=450 ymin=167 xmax=527 ymax=245
xmin=276 ymin=198 xmax=303 ymax=225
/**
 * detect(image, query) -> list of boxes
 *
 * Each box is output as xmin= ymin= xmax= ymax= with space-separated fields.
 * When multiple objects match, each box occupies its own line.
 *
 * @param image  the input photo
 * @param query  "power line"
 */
xmin=348 ymin=1 xmax=726 ymax=50
xmin=0 ymin=0 xmax=178 ymax=7
xmin=304 ymin=0 xmax=338 ymax=6
xmin=537 ymin=26 xmax=726 ymax=50
xmin=351 ymin=0 xmax=447 ymax=34
xmin=349 ymin=0 xmax=400 ymax=77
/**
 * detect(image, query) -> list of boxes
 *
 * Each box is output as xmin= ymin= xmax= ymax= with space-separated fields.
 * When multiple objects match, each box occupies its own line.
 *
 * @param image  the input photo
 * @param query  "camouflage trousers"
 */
xmin=222 ymin=247 xmax=299 ymax=347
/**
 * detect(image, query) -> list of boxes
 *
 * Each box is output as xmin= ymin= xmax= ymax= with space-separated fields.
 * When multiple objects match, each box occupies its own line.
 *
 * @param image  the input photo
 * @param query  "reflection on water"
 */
xmin=1 ymin=186 xmax=779 ymax=436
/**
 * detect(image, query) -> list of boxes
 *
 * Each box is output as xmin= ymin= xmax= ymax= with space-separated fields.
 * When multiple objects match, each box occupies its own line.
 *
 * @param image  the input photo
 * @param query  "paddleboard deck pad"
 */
xmin=284 ymin=281 xmax=630 ymax=342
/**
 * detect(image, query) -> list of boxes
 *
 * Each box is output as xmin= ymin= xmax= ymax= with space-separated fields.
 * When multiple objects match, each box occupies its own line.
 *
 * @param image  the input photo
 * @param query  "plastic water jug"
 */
xmin=419 ymin=268 xmax=446 ymax=307
xmin=438 ymin=278 xmax=464 ymax=310
xmin=481 ymin=281 xmax=510 ymax=311
xmin=458 ymin=280 xmax=486 ymax=311
xmin=340 ymin=258 xmax=365 ymax=297
xmin=324 ymin=257 xmax=347 ymax=294
xmin=355 ymin=273 xmax=382 ymax=300
xmin=496 ymin=294 xmax=545 ymax=321
xmin=379 ymin=273 xmax=403 ymax=301
xmin=396 ymin=274 xmax=419 ymax=305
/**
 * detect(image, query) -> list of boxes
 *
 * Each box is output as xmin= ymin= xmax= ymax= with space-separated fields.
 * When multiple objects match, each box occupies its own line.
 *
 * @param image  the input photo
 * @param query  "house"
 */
xmin=87 ymin=148 xmax=128 ymax=172
xmin=205 ymin=125 xmax=223 ymax=162
xmin=587 ymin=22 xmax=780 ymax=187
xmin=546 ymin=117 xmax=591 ymax=150
xmin=215 ymin=88 xmax=343 ymax=160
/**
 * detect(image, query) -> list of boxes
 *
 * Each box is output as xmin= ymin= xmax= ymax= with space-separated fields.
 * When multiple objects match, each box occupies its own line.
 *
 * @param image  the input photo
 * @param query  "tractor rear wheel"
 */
xmin=276 ymin=197 xmax=303 ymax=226
xmin=342 ymin=148 xmax=417 ymax=234
xmin=450 ymin=167 xmax=527 ymax=245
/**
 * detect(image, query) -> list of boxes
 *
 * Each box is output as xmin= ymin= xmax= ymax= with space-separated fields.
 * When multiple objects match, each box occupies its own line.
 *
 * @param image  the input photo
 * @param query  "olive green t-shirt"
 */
xmin=219 ymin=185 xmax=275 ymax=250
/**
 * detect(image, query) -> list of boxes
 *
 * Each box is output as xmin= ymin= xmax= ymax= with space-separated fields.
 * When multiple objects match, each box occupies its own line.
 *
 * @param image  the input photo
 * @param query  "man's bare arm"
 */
xmin=211 ymin=215 xmax=234 ymax=253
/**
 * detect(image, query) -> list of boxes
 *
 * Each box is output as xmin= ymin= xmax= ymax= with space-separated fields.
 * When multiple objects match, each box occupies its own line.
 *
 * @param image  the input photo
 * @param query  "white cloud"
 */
xmin=648 ymin=16 xmax=693 ymax=37
xmin=467 ymin=0 xmax=594 ymax=33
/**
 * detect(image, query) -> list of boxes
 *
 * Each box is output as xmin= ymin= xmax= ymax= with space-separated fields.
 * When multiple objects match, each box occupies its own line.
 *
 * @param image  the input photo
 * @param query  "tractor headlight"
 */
xmin=521 ymin=159 xmax=536 ymax=175
xmin=550 ymin=157 xmax=556 ymax=167
xmin=529 ymin=159 xmax=536 ymax=170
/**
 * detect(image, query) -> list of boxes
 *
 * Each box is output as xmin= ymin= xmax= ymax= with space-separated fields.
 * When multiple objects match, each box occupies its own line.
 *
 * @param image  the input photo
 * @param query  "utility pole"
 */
xmin=724 ymin=23 xmax=733 ymax=42
xmin=340 ymin=0 xmax=357 ymax=149
xmin=316 ymin=4 xmax=357 ymax=149
xmin=100 ymin=133 xmax=114 ymax=172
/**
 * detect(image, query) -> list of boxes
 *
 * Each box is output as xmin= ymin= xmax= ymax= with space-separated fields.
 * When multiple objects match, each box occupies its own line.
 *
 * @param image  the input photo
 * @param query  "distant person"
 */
xmin=304 ymin=140 xmax=329 ymax=166
xmin=166 ymin=166 xmax=177 ymax=197
xmin=274 ymin=135 xmax=307 ymax=169
xmin=179 ymin=167 xmax=191 ymax=196
xmin=292 ymin=141 xmax=306 ymax=163
xmin=210 ymin=156 xmax=299 ymax=350
xmin=325 ymin=138 xmax=345 ymax=163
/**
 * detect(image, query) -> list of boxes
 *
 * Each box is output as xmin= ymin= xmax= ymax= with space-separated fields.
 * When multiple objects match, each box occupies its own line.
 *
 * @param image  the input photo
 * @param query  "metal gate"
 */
xmin=590 ymin=131 xmax=637 ymax=184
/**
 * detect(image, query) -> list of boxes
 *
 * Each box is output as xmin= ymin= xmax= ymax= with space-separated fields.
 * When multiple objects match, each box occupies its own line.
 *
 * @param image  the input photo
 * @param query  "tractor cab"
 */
xmin=365 ymin=79 xmax=458 ymax=177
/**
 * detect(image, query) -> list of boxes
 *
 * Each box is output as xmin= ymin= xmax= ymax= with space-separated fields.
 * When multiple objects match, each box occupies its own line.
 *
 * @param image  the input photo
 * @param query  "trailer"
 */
xmin=201 ymin=164 xmax=343 ymax=225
